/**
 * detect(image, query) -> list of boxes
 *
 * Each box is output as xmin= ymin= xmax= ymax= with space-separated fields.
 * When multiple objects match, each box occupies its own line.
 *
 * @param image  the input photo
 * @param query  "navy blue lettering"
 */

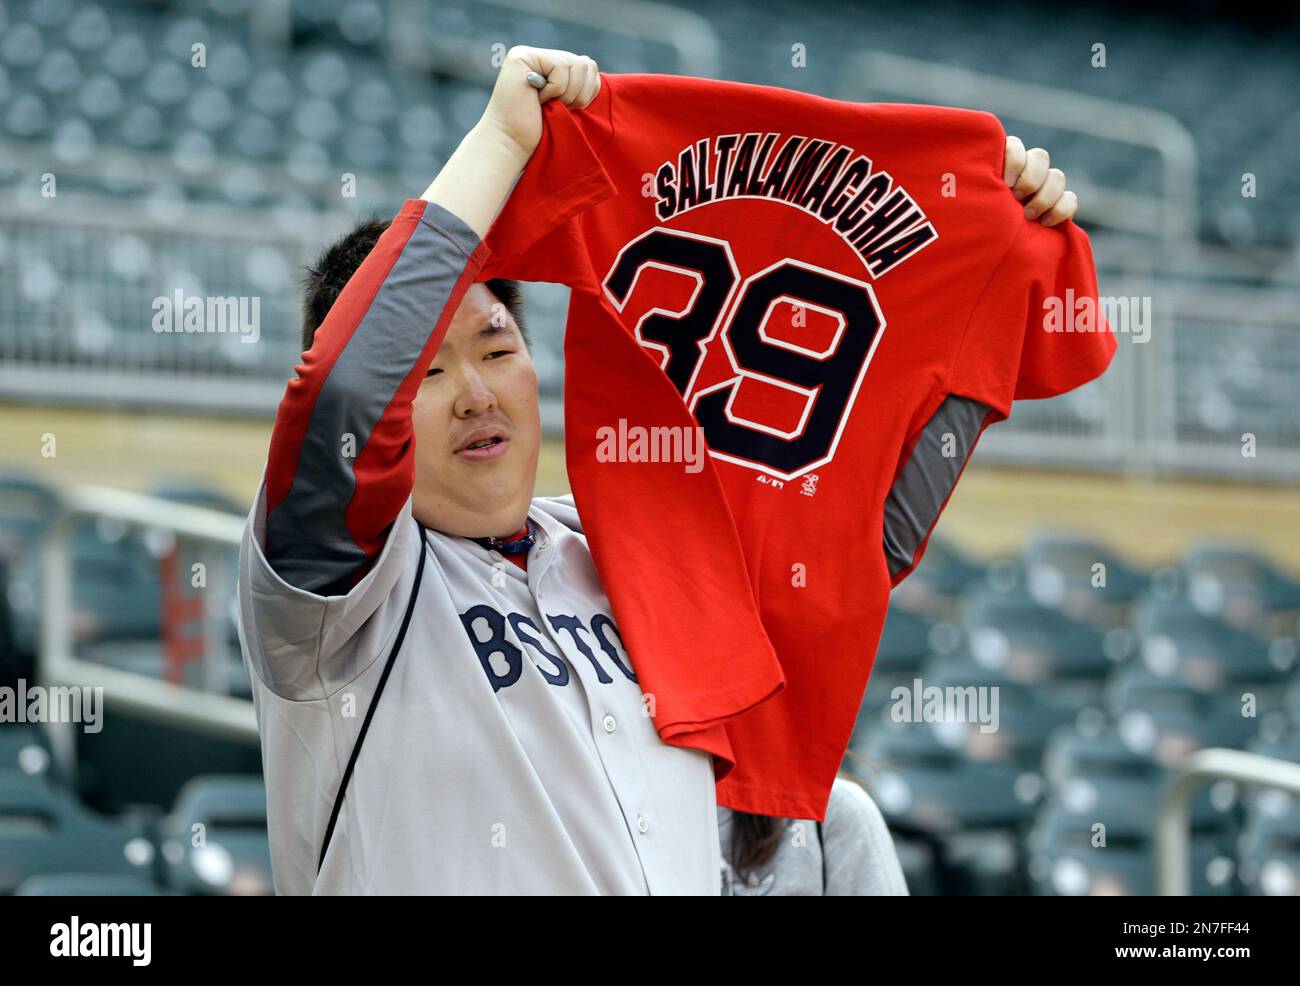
xmin=507 ymin=613 xmax=569 ymax=685
xmin=459 ymin=604 xmax=523 ymax=692
xmin=590 ymin=614 xmax=637 ymax=683
xmin=547 ymin=614 xmax=614 ymax=683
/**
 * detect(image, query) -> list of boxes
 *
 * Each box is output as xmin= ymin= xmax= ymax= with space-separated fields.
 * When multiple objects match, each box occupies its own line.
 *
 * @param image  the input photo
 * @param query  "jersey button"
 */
xmin=602 ymin=714 xmax=616 ymax=733
xmin=636 ymin=815 xmax=649 ymax=834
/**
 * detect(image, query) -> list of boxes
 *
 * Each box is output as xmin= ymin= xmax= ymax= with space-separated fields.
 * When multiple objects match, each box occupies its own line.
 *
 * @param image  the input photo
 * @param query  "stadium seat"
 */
xmin=15 ymin=872 xmax=169 ymax=895
xmin=0 ymin=772 xmax=156 ymax=894
xmin=1237 ymin=790 xmax=1300 ymax=895
xmin=1026 ymin=795 xmax=1236 ymax=895
xmin=0 ymin=724 xmax=55 ymax=780
xmin=888 ymin=538 xmax=985 ymax=618
xmin=0 ymin=472 xmax=62 ymax=567
xmin=1021 ymin=529 xmax=1149 ymax=625
xmin=1132 ymin=594 xmax=1290 ymax=694
xmin=941 ymin=828 xmax=1024 ymax=895
xmin=1105 ymin=660 xmax=1263 ymax=755
xmin=958 ymin=580 xmax=1112 ymax=713
xmin=1182 ymin=540 xmax=1300 ymax=631
xmin=0 ymin=473 xmax=63 ymax=681
xmin=9 ymin=514 xmax=164 ymax=662
xmin=858 ymin=607 xmax=939 ymax=720
xmin=1041 ymin=725 xmax=1240 ymax=832
xmin=161 ymin=775 xmax=272 ymax=895
xmin=848 ymin=715 xmax=1038 ymax=836
xmin=918 ymin=653 xmax=1078 ymax=766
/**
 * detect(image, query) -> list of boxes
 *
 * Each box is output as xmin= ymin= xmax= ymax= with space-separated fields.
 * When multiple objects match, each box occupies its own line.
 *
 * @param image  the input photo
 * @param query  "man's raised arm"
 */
xmin=260 ymin=47 xmax=600 ymax=594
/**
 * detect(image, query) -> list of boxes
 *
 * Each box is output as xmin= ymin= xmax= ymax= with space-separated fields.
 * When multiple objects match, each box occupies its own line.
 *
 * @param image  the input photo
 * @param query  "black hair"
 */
xmin=299 ymin=215 xmax=527 ymax=353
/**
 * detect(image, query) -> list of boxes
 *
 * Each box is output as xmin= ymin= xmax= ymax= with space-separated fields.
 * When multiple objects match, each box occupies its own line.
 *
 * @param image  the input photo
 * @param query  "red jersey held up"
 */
xmin=476 ymin=72 xmax=1117 ymax=820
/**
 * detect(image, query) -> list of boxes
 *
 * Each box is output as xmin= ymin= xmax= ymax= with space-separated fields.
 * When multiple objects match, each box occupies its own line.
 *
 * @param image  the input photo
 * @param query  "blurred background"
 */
xmin=0 ymin=0 xmax=1298 ymax=895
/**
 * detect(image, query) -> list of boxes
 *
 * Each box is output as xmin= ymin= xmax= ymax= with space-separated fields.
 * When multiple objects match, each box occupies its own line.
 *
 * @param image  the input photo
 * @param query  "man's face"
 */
xmin=410 ymin=283 xmax=539 ymax=538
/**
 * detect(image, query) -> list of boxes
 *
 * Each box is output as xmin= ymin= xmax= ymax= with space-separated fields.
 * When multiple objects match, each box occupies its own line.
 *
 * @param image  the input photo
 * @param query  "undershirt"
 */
xmin=488 ymin=523 xmax=531 ymax=570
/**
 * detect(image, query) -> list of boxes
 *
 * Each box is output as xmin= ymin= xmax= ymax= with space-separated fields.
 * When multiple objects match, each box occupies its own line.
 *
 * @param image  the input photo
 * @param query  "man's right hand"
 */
xmin=479 ymin=46 xmax=602 ymax=161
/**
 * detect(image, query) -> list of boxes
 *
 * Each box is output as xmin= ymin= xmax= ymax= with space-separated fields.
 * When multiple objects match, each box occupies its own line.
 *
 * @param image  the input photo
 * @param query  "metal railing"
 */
xmin=38 ymin=486 xmax=258 ymax=780
xmin=1156 ymin=747 xmax=1300 ymax=895
xmin=843 ymin=50 xmax=1199 ymax=244
xmin=388 ymin=0 xmax=722 ymax=78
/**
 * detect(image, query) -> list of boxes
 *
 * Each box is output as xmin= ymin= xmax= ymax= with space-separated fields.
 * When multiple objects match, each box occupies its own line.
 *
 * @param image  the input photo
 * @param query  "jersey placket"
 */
xmin=526 ymin=511 xmax=663 ymax=892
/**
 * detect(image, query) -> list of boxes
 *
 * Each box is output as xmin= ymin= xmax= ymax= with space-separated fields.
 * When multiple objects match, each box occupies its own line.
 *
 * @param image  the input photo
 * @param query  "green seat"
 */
xmin=162 ymin=775 xmax=272 ymax=895
xmin=16 ymin=873 xmax=168 ymax=895
xmin=0 ymin=772 xmax=153 ymax=893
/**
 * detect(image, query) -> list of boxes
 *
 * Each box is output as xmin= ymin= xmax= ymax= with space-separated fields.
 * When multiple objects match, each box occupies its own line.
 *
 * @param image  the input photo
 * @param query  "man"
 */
xmin=237 ymin=46 xmax=1082 ymax=895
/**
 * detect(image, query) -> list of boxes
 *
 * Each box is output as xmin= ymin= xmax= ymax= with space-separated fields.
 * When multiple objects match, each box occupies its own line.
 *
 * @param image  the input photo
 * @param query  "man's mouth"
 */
xmin=455 ymin=429 xmax=510 ymax=461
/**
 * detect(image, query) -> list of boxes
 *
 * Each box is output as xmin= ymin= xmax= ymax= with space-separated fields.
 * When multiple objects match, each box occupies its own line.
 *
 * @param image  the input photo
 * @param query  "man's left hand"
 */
xmin=1004 ymin=135 xmax=1077 ymax=228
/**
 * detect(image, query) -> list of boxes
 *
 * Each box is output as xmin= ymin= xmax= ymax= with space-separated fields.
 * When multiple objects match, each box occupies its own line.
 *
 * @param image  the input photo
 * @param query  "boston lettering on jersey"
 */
xmin=655 ymin=132 xmax=937 ymax=277
xmin=476 ymin=73 xmax=1117 ymax=820
xmin=461 ymin=605 xmax=636 ymax=691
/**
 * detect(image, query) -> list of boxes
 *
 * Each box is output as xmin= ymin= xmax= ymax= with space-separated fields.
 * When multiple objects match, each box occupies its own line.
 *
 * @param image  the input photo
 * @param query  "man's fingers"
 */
xmin=559 ymin=58 xmax=588 ymax=105
xmin=529 ymin=52 xmax=599 ymax=108
xmin=531 ymin=52 xmax=572 ymax=104
xmin=1038 ymin=188 xmax=1078 ymax=227
xmin=1023 ymin=167 xmax=1067 ymax=220
xmin=1004 ymin=135 xmax=1027 ymax=188
xmin=577 ymin=57 xmax=601 ymax=108
xmin=1012 ymin=146 xmax=1051 ymax=202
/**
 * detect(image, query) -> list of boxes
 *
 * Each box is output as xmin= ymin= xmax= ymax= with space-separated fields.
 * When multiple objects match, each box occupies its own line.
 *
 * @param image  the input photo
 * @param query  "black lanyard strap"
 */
xmin=317 ymin=520 xmax=429 ymax=874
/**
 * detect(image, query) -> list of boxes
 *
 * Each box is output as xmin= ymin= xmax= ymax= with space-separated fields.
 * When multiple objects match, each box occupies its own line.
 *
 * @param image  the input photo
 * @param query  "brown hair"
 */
xmin=727 ymin=757 xmax=883 ymax=870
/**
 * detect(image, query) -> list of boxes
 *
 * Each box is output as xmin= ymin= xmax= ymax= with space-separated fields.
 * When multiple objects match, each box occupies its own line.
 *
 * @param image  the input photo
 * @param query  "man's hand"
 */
xmin=479 ymin=46 xmax=601 ymax=162
xmin=1004 ymin=136 xmax=1077 ymax=228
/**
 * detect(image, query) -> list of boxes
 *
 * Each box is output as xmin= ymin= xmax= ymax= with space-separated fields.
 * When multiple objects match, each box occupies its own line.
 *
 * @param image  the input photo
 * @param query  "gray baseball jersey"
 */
xmin=237 ymin=195 xmax=721 ymax=894
xmin=238 ymin=481 xmax=721 ymax=894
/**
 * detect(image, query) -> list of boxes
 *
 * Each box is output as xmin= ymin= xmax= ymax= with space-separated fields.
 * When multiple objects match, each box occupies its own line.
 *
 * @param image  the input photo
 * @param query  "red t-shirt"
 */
xmin=477 ymin=73 xmax=1116 ymax=819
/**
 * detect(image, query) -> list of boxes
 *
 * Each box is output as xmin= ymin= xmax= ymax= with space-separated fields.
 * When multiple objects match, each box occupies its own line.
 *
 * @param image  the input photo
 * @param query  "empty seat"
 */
xmin=1133 ymin=594 xmax=1289 ymax=692
xmin=1022 ymin=529 xmax=1149 ymax=623
xmin=161 ymin=775 xmax=272 ymax=895
xmin=960 ymin=580 xmax=1112 ymax=686
xmin=848 ymin=715 xmax=1036 ymax=835
xmin=15 ymin=872 xmax=168 ymax=895
xmin=0 ymin=772 xmax=155 ymax=893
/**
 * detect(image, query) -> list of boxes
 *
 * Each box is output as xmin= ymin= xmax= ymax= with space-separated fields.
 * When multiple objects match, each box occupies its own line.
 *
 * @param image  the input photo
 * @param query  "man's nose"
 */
xmin=454 ymin=369 xmax=497 ymax=416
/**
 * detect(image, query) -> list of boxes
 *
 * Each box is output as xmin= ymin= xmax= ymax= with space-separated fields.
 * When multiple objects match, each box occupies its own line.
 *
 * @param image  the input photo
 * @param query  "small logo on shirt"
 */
xmin=800 ymin=473 xmax=819 ymax=497
xmin=721 ymin=859 xmax=777 ymax=895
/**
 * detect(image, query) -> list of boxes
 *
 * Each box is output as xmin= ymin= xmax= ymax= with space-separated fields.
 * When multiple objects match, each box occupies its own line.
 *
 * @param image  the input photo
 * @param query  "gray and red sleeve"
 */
xmin=262 ymin=199 xmax=489 ymax=594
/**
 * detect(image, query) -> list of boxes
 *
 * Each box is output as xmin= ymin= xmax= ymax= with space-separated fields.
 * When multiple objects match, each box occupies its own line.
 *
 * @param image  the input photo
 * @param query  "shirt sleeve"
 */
xmin=947 ymin=218 xmax=1117 ymax=418
xmin=239 ymin=473 xmax=424 ymax=702
xmin=263 ymin=199 xmax=488 ymax=595
xmin=475 ymin=77 xmax=617 ymax=288
xmin=823 ymin=777 xmax=910 ymax=896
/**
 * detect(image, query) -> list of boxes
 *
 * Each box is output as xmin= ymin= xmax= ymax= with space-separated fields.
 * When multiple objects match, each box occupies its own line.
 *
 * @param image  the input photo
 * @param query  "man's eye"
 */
xmin=486 ymin=350 xmax=513 ymax=360
xmin=424 ymin=367 xmax=442 ymax=378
